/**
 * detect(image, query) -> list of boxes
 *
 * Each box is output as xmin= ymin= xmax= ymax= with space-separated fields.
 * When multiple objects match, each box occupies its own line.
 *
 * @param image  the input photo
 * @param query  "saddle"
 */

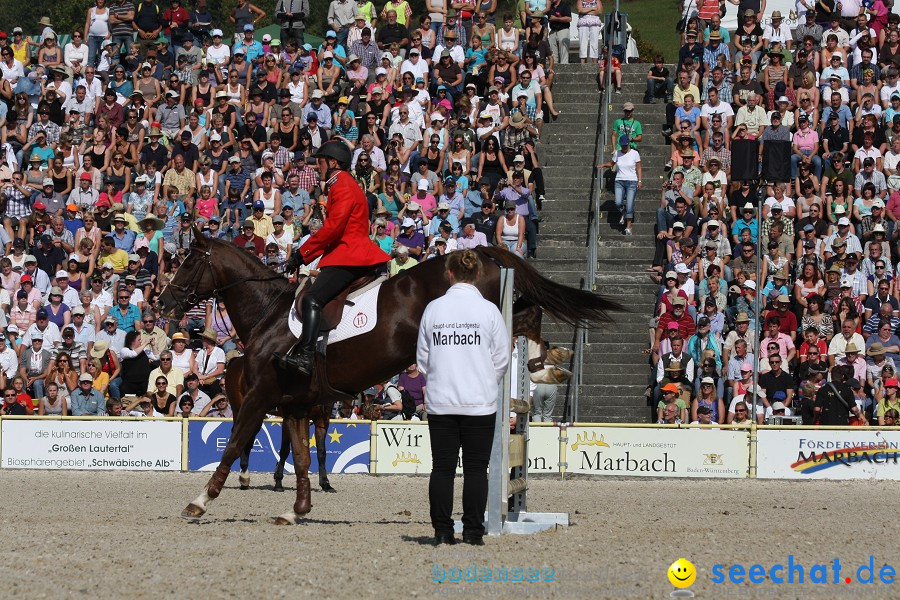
xmin=294 ymin=272 xmax=383 ymax=331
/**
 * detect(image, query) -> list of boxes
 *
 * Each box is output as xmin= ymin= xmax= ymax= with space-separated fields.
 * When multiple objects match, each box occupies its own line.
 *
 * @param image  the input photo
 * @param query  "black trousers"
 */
xmin=305 ymin=265 xmax=374 ymax=305
xmin=428 ymin=412 xmax=495 ymax=537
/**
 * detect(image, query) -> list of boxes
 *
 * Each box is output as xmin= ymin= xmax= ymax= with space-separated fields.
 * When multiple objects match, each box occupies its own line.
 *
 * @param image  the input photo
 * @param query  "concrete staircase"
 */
xmin=535 ymin=62 xmax=665 ymax=422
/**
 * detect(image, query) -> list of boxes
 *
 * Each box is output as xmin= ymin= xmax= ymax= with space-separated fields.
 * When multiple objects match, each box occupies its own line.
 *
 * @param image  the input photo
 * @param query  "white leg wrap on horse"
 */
xmin=239 ymin=470 xmax=250 ymax=486
xmin=192 ymin=491 xmax=212 ymax=512
xmin=274 ymin=511 xmax=303 ymax=525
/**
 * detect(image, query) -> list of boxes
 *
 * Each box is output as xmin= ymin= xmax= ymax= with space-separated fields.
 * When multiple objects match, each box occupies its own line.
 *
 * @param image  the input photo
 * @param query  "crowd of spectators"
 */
xmin=0 ymin=0 xmax=579 ymax=420
xmin=647 ymin=2 xmax=900 ymax=428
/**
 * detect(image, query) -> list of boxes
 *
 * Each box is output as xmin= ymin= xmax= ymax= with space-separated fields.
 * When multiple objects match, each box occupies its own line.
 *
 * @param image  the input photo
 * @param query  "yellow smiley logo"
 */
xmin=668 ymin=558 xmax=696 ymax=588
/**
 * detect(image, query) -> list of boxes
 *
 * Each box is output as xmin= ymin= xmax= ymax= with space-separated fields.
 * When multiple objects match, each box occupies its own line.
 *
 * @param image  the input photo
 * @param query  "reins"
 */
xmin=166 ymin=243 xmax=291 ymax=328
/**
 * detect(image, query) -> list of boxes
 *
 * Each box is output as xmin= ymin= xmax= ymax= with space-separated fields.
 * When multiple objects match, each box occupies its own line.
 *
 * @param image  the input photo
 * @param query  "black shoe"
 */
xmin=462 ymin=533 xmax=484 ymax=545
xmin=528 ymin=249 xmax=537 ymax=259
xmin=434 ymin=533 xmax=457 ymax=545
xmin=273 ymin=349 xmax=314 ymax=375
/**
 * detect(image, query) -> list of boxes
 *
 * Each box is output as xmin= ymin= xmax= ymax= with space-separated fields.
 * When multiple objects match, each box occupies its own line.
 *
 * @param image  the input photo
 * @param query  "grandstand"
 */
xmin=0 ymin=1 xmax=582 ymax=423
xmin=638 ymin=1 xmax=900 ymax=427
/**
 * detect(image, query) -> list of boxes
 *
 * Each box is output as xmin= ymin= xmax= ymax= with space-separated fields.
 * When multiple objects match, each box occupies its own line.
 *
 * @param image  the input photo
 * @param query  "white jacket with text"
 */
xmin=416 ymin=283 xmax=510 ymax=416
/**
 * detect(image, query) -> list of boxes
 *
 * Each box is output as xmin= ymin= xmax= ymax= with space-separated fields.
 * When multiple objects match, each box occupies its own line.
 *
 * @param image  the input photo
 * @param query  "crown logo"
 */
xmin=392 ymin=451 xmax=422 ymax=467
xmin=571 ymin=431 xmax=610 ymax=451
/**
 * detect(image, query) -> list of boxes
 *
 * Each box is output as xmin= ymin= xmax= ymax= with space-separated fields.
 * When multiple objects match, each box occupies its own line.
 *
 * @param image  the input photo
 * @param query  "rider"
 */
xmin=274 ymin=141 xmax=392 ymax=375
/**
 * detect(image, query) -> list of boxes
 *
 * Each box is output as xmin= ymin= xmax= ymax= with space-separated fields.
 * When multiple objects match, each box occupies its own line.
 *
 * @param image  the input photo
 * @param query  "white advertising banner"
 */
xmin=373 ymin=422 xmax=563 ymax=475
xmin=757 ymin=429 xmax=900 ymax=480
xmin=375 ymin=421 xmax=434 ymax=474
xmin=565 ymin=426 xmax=749 ymax=478
xmin=527 ymin=425 xmax=560 ymax=474
xmin=1 ymin=419 xmax=183 ymax=471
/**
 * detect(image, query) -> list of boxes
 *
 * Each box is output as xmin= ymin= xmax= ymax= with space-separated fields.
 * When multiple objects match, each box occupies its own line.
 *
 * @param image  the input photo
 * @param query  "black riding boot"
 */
xmin=274 ymin=296 xmax=321 ymax=376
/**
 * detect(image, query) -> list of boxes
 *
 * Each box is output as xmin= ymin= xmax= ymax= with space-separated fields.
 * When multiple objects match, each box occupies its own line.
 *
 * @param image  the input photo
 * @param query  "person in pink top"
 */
xmin=411 ymin=178 xmax=437 ymax=216
xmin=791 ymin=114 xmax=822 ymax=179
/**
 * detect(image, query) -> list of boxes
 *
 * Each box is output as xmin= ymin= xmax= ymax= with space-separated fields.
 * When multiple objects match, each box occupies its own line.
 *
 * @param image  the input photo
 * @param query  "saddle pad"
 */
xmin=289 ymin=281 xmax=382 ymax=344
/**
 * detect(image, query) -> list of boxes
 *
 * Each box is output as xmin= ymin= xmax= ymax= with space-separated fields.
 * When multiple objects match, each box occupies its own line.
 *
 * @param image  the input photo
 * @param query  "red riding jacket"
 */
xmin=298 ymin=171 xmax=391 ymax=268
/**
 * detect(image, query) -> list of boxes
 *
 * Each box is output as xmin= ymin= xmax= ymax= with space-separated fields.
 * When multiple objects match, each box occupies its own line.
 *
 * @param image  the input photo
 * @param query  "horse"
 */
xmin=158 ymin=230 xmax=622 ymax=524
xmin=226 ymin=356 xmax=336 ymax=493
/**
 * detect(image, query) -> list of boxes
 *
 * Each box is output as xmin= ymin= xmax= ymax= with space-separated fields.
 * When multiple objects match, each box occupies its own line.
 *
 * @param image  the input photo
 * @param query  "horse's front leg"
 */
xmin=274 ymin=412 xmax=313 ymax=525
xmin=315 ymin=413 xmax=335 ymax=492
xmin=182 ymin=403 xmax=268 ymax=519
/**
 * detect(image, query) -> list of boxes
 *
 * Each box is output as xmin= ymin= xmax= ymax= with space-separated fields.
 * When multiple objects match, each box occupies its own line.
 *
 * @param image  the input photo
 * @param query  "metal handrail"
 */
xmin=568 ymin=1 xmax=620 ymax=423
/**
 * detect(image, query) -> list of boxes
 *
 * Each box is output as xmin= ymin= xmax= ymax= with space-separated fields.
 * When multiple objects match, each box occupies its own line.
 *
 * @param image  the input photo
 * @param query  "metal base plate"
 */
xmin=454 ymin=512 xmax=570 ymax=535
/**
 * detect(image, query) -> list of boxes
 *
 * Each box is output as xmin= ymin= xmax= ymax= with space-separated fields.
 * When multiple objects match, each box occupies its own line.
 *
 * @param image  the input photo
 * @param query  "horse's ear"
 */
xmin=192 ymin=224 xmax=207 ymax=248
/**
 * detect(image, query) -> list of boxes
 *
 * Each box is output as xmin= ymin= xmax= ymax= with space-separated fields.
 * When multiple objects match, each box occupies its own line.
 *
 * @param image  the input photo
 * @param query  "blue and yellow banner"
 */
xmin=186 ymin=419 xmax=370 ymax=473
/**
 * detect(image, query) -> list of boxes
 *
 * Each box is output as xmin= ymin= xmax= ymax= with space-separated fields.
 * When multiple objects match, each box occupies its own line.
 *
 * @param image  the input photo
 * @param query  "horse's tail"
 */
xmin=477 ymin=246 xmax=625 ymax=328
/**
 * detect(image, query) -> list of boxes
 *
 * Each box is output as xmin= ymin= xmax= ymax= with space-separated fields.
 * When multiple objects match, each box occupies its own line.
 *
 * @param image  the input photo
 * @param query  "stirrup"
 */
xmin=274 ymin=350 xmax=314 ymax=375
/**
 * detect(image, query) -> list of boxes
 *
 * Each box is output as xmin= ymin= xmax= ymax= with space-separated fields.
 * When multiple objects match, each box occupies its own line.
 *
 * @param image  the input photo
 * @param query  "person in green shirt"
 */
xmin=613 ymin=103 xmax=643 ymax=149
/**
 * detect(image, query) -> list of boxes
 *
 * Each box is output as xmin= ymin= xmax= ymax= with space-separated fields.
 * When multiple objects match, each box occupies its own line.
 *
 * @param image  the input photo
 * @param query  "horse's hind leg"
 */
xmin=315 ymin=411 xmax=335 ymax=492
xmin=273 ymin=425 xmax=291 ymax=492
xmin=274 ymin=412 xmax=313 ymax=525
xmin=182 ymin=403 xmax=268 ymax=519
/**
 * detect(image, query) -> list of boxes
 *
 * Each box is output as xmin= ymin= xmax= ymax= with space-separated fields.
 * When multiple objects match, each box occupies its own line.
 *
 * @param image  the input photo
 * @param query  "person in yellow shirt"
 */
xmin=99 ymin=236 xmax=129 ymax=273
xmin=389 ymin=245 xmax=416 ymax=276
xmin=9 ymin=28 xmax=28 ymax=64
xmin=248 ymin=200 xmax=274 ymax=238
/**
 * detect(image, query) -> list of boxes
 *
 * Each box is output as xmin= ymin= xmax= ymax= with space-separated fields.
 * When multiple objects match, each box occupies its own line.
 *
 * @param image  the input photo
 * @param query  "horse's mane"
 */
xmin=206 ymin=236 xmax=296 ymax=293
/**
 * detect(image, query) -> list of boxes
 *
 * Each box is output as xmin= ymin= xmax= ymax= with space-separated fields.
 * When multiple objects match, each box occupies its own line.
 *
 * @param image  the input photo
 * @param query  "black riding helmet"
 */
xmin=314 ymin=140 xmax=352 ymax=169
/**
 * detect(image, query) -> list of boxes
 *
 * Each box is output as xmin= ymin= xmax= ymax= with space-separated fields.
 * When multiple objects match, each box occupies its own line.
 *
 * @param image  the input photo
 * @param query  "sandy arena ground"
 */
xmin=1 ymin=470 xmax=896 ymax=599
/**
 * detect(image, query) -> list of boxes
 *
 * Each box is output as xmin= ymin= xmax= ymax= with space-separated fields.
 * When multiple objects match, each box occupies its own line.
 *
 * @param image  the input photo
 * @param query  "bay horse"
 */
xmin=158 ymin=230 xmax=621 ymax=524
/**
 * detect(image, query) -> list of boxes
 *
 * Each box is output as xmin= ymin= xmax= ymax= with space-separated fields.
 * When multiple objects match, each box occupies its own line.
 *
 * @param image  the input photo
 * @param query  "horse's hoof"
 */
xmin=181 ymin=504 xmax=206 ymax=519
xmin=272 ymin=511 xmax=303 ymax=525
xmin=273 ymin=482 xmax=285 ymax=492
xmin=239 ymin=484 xmax=250 ymax=490
xmin=321 ymin=484 xmax=337 ymax=493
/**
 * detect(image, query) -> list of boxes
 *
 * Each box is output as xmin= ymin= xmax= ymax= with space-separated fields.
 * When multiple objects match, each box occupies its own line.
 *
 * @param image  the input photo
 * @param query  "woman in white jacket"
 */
xmin=416 ymin=249 xmax=510 ymax=546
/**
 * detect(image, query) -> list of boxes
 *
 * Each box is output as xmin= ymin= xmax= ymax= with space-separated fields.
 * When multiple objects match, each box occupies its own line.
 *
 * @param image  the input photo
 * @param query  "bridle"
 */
xmin=164 ymin=242 xmax=286 ymax=317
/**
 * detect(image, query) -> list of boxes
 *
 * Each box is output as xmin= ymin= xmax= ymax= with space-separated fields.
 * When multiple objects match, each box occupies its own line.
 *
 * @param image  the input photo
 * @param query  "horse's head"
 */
xmin=157 ymin=226 xmax=216 ymax=318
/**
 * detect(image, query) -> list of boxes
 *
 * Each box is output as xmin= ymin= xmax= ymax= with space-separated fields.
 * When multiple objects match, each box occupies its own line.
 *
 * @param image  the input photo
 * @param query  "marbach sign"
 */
xmin=566 ymin=426 xmax=748 ymax=478
xmin=757 ymin=430 xmax=900 ymax=480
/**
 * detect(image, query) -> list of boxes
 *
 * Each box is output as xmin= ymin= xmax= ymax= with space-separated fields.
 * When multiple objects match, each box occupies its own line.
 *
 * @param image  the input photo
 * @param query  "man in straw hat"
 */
xmin=191 ymin=327 xmax=226 ymax=397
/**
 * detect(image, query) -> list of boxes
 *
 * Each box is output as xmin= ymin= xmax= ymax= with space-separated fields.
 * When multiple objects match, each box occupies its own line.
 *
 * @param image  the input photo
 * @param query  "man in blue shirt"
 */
xmin=429 ymin=202 xmax=460 ymax=236
xmin=70 ymin=372 xmax=106 ymax=415
xmin=437 ymin=176 xmax=465 ymax=221
xmin=232 ymin=24 xmax=263 ymax=61
xmin=302 ymin=90 xmax=333 ymax=130
xmin=110 ymin=215 xmax=137 ymax=251
xmin=110 ymin=289 xmax=142 ymax=333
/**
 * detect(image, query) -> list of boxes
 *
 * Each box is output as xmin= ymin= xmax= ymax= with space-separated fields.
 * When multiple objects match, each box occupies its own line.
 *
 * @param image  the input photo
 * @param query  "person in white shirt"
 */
xmin=597 ymin=135 xmax=641 ymax=236
xmin=64 ymin=35 xmax=90 ymax=68
xmin=265 ymin=215 xmax=294 ymax=260
xmin=400 ymin=48 xmax=429 ymax=83
xmin=191 ymin=328 xmax=226 ymax=397
xmin=416 ymin=250 xmax=509 ymax=545
xmin=763 ymin=12 xmax=792 ymax=50
xmin=23 ymin=309 xmax=61 ymax=347
xmin=169 ymin=333 xmax=195 ymax=373
xmin=880 ymin=69 xmax=900 ymax=109
xmin=0 ymin=335 xmax=17 ymax=380
xmin=206 ymin=29 xmax=231 ymax=72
